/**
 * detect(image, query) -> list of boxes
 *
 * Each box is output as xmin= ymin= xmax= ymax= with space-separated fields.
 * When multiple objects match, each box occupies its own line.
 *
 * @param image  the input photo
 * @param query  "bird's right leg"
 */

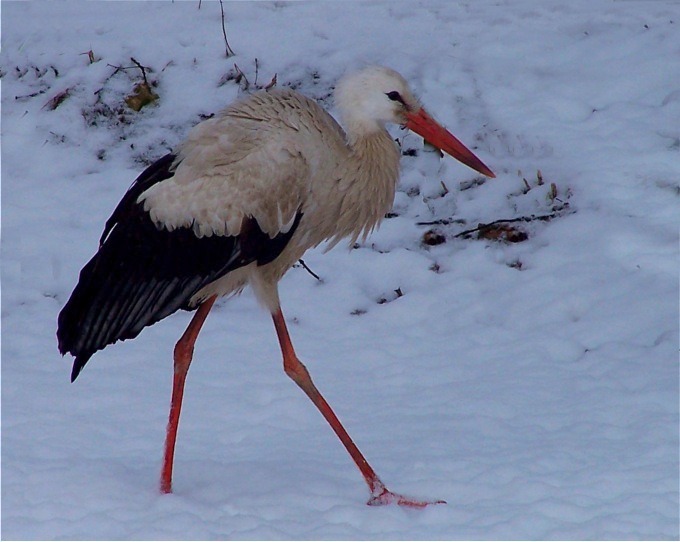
xmin=272 ymin=307 xmax=444 ymax=507
xmin=160 ymin=295 xmax=217 ymax=494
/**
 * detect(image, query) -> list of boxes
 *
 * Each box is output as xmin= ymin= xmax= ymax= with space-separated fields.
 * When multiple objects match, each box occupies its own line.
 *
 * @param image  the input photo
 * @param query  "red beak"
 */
xmin=405 ymin=108 xmax=495 ymax=178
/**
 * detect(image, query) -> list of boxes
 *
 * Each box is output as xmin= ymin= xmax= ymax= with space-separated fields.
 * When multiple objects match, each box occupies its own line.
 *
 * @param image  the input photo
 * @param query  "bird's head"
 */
xmin=335 ymin=66 xmax=495 ymax=178
xmin=336 ymin=66 xmax=420 ymax=129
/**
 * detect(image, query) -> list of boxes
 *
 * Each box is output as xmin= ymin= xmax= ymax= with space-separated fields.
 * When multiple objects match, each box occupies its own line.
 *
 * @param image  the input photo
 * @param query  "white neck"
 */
xmin=324 ymin=127 xmax=400 ymax=248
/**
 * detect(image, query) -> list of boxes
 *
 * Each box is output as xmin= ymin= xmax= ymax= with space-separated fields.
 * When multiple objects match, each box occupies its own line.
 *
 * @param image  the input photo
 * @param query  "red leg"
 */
xmin=272 ymin=308 xmax=445 ymax=507
xmin=160 ymin=295 xmax=217 ymax=494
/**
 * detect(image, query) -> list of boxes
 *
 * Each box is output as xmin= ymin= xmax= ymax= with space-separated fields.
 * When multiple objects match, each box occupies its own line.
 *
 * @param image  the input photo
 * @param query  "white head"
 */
xmin=334 ymin=65 xmax=495 ymax=178
xmin=335 ymin=66 xmax=421 ymax=134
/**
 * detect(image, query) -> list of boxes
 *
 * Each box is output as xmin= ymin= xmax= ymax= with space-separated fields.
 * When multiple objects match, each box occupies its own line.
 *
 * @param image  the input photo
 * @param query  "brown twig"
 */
xmin=298 ymin=259 xmax=321 ymax=281
xmin=233 ymin=63 xmax=249 ymax=89
xmin=219 ymin=0 xmax=236 ymax=57
xmin=15 ymin=89 xmax=47 ymax=101
xmin=129 ymin=57 xmax=151 ymax=87
xmin=264 ymin=73 xmax=278 ymax=91
xmin=415 ymin=218 xmax=461 ymax=226
xmin=451 ymin=210 xmax=571 ymax=238
xmin=416 ymin=208 xmax=570 ymax=229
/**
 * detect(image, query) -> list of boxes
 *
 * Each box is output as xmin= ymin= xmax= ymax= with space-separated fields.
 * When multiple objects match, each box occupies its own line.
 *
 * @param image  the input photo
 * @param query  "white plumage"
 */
xmin=58 ymin=65 xmax=494 ymax=506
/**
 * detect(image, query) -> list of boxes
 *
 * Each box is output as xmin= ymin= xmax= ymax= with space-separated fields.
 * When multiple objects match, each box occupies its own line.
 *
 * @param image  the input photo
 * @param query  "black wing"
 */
xmin=57 ymin=153 xmax=301 ymax=382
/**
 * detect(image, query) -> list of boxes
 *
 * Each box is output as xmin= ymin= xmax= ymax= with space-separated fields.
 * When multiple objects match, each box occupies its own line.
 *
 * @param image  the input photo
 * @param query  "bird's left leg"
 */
xmin=160 ymin=295 xmax=217 ymax=494
xmin=272 ymin=307 xmax=445 ymax=507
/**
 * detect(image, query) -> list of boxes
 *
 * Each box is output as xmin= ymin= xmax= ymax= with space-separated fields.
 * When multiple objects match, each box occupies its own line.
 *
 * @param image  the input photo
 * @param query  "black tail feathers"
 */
xmin=56 ymin=151 xmax=304 ymax=381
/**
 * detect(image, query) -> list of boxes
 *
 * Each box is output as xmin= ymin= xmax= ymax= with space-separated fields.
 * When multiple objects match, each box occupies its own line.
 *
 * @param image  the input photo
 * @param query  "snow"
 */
xmin=1 ymin=1 xmax=678 ymax=539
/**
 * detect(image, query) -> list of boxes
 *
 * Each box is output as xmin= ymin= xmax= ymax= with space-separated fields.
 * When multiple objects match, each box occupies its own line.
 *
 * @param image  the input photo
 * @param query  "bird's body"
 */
xmin=59 ymin=87 xmax=402 ymax=377
xmin=58 ymin=66 xmax=494 ymax=506
xmin=159 ymin=87 xmax=401 ymax=308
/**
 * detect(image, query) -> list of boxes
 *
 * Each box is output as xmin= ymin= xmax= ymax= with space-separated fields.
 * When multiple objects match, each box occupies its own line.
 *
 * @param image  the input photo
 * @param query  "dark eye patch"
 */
xmin=386 ymin=91 xmax=406 ymax=104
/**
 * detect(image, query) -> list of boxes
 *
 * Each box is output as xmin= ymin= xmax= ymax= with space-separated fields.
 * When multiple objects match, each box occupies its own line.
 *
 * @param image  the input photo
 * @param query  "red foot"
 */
xmin=366 ymin=482 xmax=446 ymax=508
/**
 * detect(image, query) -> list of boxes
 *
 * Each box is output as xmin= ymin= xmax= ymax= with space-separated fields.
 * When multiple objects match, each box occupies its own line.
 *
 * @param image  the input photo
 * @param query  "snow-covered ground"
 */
xmin=2 ymin=1 xmax=678 ymax=539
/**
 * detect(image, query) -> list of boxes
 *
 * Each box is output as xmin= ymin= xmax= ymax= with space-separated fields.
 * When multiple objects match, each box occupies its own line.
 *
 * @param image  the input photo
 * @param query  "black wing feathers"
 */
xmin=57 ymin=153 xmax=302 ymax=382
xmin=101 ymin=153 xmax=177 ymax=246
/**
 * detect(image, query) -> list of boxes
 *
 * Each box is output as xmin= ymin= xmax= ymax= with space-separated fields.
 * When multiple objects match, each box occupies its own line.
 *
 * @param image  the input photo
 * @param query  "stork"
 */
xmin=57 ymin=66 xmax=495 ymax=507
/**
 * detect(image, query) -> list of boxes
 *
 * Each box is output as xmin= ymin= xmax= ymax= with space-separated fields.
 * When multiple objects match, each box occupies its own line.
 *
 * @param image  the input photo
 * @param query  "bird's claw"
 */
xmin=366 ymin=482 xmax=446 ymax=508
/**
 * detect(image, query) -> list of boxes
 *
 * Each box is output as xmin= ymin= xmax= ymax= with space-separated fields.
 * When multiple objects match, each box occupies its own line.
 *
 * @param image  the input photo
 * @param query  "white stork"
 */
xmin=57 ymin=66 xmax=495 ymax=507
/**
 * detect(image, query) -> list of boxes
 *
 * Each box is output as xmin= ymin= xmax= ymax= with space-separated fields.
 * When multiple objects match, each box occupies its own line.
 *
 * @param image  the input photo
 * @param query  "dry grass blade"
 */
xmin=43 ymin=87 xmax=73 ymax=111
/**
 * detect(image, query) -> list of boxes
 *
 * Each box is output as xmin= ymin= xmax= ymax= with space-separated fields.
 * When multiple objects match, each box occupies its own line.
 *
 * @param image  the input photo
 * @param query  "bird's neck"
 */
xmin=330 ymin=128 xmax=401 ymax=247
xmin=346 ymin=129 xmax=401 ymax=197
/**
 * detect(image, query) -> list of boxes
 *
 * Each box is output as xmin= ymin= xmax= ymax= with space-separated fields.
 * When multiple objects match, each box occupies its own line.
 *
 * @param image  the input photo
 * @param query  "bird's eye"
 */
xmin=386 ymin=91 xmax=405 ymax=104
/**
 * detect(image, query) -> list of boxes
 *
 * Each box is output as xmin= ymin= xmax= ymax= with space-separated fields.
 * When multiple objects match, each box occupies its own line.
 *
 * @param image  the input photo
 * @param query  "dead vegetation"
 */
xmin=418 ymin=169 xmax=572 ymax=247
xmin=219 ymin=58 xmax=278 ymax=92
xmin=42 ymin=87 xmax=73 ymax=111
xmin=121 ymin=58 xmax=159 ymax=112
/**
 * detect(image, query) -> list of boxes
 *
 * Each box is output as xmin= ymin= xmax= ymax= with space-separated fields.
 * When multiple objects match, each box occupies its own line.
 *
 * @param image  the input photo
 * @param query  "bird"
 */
xmin=57 ymin=65 xmax=495 ymax=507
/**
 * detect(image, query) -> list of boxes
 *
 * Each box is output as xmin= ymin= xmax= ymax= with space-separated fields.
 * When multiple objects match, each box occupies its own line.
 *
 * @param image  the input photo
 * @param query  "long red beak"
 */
xmin=405 ymin=108 xmax=495 ymax=178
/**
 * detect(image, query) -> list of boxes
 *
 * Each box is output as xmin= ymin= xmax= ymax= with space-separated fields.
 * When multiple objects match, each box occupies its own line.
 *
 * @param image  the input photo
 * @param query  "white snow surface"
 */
xmin=2 ymin=1 xmax=678 ymax=540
